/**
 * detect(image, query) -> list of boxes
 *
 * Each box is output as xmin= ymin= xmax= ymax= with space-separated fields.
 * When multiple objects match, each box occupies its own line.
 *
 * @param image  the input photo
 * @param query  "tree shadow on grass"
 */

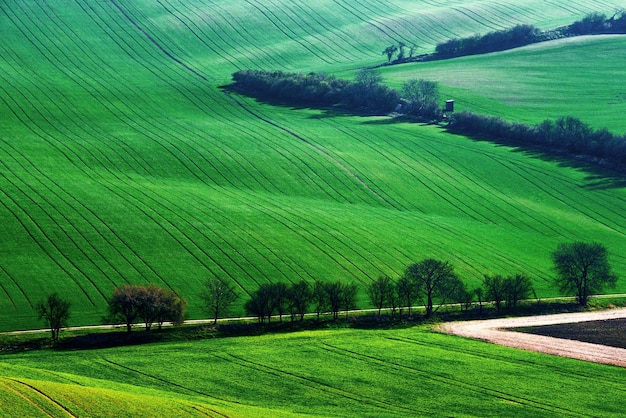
xmin=442 ymin=127 xmax=626 ymax=190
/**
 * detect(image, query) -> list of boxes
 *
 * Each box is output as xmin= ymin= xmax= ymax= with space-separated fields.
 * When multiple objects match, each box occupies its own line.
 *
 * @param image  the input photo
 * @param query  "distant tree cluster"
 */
xmin=432 ymin=12 xmax=626 ymax=61
xmin=106 ymin=284 xmax=187 ymax=332
xmin=447 ymin=112 xmax=626 ymax=169
xmin=244 ymin=280 xmax=358 ymax=323
xmin=435 ymin=24 xmax=541 ymax=59
xmin=231 ymin=69 xmax=441 ymax=120
xmin=566 ymin=11 xmax=626 ymax=35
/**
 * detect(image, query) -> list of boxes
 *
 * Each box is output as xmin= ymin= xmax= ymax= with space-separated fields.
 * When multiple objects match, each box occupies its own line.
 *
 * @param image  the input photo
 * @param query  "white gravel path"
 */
xmin=438 ymin=308 xmax=626 ymax=367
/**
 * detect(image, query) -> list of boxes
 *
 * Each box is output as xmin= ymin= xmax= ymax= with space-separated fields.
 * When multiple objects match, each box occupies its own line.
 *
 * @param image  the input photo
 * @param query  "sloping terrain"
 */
xmin=0 ymin=0 xmax=625 ymax=331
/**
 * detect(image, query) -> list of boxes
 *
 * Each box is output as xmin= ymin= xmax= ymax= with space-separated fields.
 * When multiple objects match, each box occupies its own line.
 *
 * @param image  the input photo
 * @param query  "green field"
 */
xmin=2 ymin=1 xmax=626 ymax=416
xmin=1 ymin=327 xmax=625 ymax=417
xmin=0 ymin=0 xmax=626 ymax=330
xmin=1 ymin=0 xmax=625 ymax=333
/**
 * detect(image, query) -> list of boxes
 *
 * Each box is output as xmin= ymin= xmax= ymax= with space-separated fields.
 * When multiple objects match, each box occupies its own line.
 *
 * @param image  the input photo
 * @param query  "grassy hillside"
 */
xmin=1 ymin=0 xmax=625 ymax=331
xmin=381 ymin=35 xmax=626 ymax=131
xmin=2 ymin=327 xmax=626 ymax=417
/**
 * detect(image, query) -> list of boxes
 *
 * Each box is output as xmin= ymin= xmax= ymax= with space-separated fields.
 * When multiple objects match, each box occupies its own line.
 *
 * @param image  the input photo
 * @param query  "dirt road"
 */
xmin=438 ymin=308 xmax=626 ymax=367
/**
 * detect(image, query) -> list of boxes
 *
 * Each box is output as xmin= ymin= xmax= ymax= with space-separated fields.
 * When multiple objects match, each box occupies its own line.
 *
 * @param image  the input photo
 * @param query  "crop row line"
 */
xmin=388 ymin=334 xmax=626 ymax=390
xmin=219 ymin=352 xmax=425 ymax=415
xmin=319 ymin=341 xmax=591 ymax=417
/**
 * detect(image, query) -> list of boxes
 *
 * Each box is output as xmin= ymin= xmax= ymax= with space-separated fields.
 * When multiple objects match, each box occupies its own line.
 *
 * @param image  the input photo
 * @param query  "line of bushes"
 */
xmin=447 ymin=112 xmax=626 ymax=169
xmin=229 ymin=69 xmax=442 ymax=120
xmin=433 ymin=11 xmax=626 ymax=60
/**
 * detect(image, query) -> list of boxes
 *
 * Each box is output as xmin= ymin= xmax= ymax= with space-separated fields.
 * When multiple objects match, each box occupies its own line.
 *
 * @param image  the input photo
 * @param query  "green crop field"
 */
xmin=1 ymin=0 xmax=625 ymax=332
xmin=2 ymin=0 xmax=626 ymax=416
xmin=2 ymin=327 xmax=626 ymax=417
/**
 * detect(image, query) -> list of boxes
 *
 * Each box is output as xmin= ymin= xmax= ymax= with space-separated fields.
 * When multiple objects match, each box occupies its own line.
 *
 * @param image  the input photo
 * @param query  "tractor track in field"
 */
xmin=438 ymin=308 xmax=626 ymax=368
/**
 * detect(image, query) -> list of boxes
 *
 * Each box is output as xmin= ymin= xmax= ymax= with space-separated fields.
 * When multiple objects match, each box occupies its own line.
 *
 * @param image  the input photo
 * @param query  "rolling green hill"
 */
xmin=1 ymin=0 xmax=625 ymax=331
xmin=2 ymin=327 xmax=626 ymax=417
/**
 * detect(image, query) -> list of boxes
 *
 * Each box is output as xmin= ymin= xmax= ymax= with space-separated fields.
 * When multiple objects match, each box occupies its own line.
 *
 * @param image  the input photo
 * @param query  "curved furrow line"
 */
xmin=481 ymin=3 xmax=543 ymax=26
xmin=153 ymin=0 xmax=243 ymax=71
xmin=178 ymin=192 xmax=311 ymax=285
xmin=68 ymin=4 xmax=283 ymax=193
xmin=0 ymin=266 xmax=23 ymax=309
xmin=1 ymin=162 xmax=122 ymax=294
xmin=266 ymin=114 xmax=414 ymax=212
xmin=240 ymin=0 xmax=333 ymax=65
xmin=99 ymin=357 xmax=233 ymax=402
xmin=512 ymin=162 xmax=626 ymax=231
xmin=324 ymin=119 xmax=491 ymax=218
xmin=6 ymin=378 xmax=76 ymax=418
xmin=0 ymin=186 xmax=98 ymax=307
xmin=261 ymin=0 xmax=360 ymax=63
xmin=122 ymin=186 xmax=272 ymax=289
xmin=1 ymin=4 xmax=187 ymax=183
xmin=77 ymin=1 xmax=380 ymax=204
xmin=320 ymin=128 xmax=545 ymax=276
xmin=319 ymin=341 xmax=590 ymax=417
xmin=89 ymin=2 xmax=360 ymax=201
xmin=172 ymin=1 xmax=274 ymax=69
xmin=394 ymin=127 xmax=576 ymax=236
xmin=201 ymin=1 xmax=290 ymax=70
xmin=209 ymin=188 xmax=376 ymax=284
xmin=225 ymin=92 xmax=399 ymax=209
xmin=404 ymin=132 xmax=571 ymax=238
xmin=0 ymin=141 xmax=171 ymax=289
xmin=449 ymin=6 xmax=505 ymax=31
xmin=0 ymin=379 xmax=55 ymax=417
xmin=87 ymin=181 xmax=252 ymax=295
xmin=329 ymin=0 xmax=401 ymax=43
xmin=0 ymin=78 xmax=237 ymax=297
xmin=540 ymin=0 xmax=588 ymax=15
xmin=389 ymin=335 xmax=626 ymax=387
xmin=405 ymin=12 xmax=464 ymax=45
xmin=1 ymin=161 xmax=126 ymax=291
xmin=219 ymin=352 xmax=425 ymax=415
xmin=509 ymin=161 xmax=626 ymax=239
xmin=319 ymin=122 xmax=548 ymax=275
xmin=2 ymin=50 xmax=154 ymax=182
xmin=0 ymin=53 xmax=149 ymax=185
xmin=292 ymin=1 xmax=373 ymax=57
xmin=109 ymin=0 xmax=224 ymax=82
xmin=357 ymin=0 xmax=433 ymax=38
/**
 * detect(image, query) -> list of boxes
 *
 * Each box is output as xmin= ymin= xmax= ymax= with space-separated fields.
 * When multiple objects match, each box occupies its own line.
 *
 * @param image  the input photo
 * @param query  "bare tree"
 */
xmin=552 ymin=242 xmax=617 ymax=306
xmin=288 ymin=280 xmax=312 ymax=321
xmin=396 ymin=275 xmax=417 ymax=317
xmin=108 ymin=284 xmax=186 ymax=332
xmin=382 ymin=45 xmax=398 ymax=62
xmin=312 ymin=280 xmax=328 ymax=321
xmin=107 ymin=284 xmax=141 ymax=333
xmin=342 ymin=282 xmax=359 ymax=319
xmin=483 ymin=274 xmax=506 ymax=312
xmin=503 ymin=274 xmax=534 ymax=311
xmin=405 ymin=259 xmax=462 ymax=318
xmin=201 ymin=277 xmax=239 ymax=325
xmin=35 ymin=293 xmax=71 ymax=341
xmin=367 ymin=276 xmax=394 ymax=317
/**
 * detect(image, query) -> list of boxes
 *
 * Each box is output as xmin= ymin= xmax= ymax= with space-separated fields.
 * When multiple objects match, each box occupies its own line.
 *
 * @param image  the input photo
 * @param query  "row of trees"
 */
xmin=34 ymin=242 xmax=616 ymax=340
xmin=243 ymin=280 xmax=359 ymax=323
xmin=435 ymin=24 xmax=541 ymax=59
xmin=447 ymin=112 xmax=626 ymax=168
xmin=382 ymin=42 xmax=419 ymax=63
xmin=231 ymin=69 xmax=442 ymax=120
xmin=433 ymin=12 xmax=626 ymax=61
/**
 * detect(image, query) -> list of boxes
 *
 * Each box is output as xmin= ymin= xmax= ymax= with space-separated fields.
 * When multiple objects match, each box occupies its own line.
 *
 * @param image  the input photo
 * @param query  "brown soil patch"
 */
xmin=438 ymin=308 xmax=626 ymax=368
